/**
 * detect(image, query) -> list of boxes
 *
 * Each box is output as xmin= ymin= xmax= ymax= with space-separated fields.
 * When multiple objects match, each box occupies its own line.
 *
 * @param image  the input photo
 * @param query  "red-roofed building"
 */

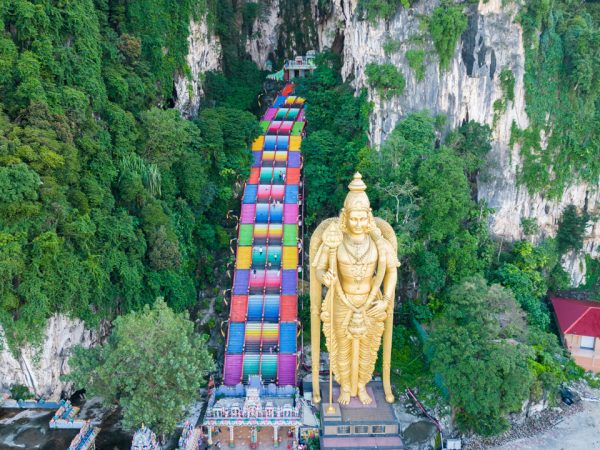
xmin=551 ymin=296 xmax=600 ymax=373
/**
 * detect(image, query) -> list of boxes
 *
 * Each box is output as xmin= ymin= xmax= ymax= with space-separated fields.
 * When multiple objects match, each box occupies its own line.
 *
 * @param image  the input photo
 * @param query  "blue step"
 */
xmin=227 ymin=322 xmax=245 ymax=353
xmin=279 ymin=322 xmax=296 ymax=353
xmin=284 ymin=185 xmax=298 ymax=204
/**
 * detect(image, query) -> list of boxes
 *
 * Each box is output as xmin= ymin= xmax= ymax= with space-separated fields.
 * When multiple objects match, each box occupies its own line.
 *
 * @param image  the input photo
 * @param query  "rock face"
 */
xmin=0 ymin=315 xmax=95 ymax=400
xmin=245 ymin=0 xmax=281 ymax=69
xmin=244 ymin=0 xmax=320 ymax=69
xmin=308 ymin=0 xmax=598 ymax=284
xmin=174 ymin=16 xmax=222 ymax=118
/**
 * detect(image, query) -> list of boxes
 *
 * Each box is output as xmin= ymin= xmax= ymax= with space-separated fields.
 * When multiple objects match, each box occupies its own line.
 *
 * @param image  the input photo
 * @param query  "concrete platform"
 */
xmin=319 ymin=382 xmax=403 ymax=450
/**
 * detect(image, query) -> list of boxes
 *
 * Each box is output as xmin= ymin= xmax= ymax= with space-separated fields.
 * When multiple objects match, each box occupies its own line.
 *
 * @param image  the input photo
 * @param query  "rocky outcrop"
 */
xmin=174 ymin=16 xmax=222 ymax=118
xmin=0 ymin=315 xmax=95 ymax=400
xmin=245 ymin=0 xmax=281 ymax=69
xmin=309 ymin=0 xmax=598 ymax=284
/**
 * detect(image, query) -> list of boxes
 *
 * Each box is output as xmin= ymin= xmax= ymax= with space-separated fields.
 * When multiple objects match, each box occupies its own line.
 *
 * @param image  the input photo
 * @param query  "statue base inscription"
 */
xmin=318 ymin=381 xmax=403 ymax=450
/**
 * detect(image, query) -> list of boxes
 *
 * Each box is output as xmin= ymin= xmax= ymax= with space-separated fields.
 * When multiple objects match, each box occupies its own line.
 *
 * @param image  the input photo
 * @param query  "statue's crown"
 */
xmin=344 ymin=172 xmax=370 ymax=211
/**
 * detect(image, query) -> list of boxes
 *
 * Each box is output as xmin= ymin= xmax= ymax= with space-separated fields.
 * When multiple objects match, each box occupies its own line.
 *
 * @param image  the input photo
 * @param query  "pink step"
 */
xmin=263 ymin=108 xmax=277 ymax=121
xmin=283 ymin=204 xmax=299 ymax=224
xmin=240 ymin=204 xmax=256 ymax=224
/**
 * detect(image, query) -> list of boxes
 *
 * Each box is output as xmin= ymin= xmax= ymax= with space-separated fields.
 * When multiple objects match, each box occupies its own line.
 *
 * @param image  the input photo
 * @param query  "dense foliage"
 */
xmin=294 ymin=53 xmax=371 ymax=228
xmin=406 ymin=49 xmax=426 ymax=81
xmin=0 ymin=1 xmax=258 ymax=349
xmin=514 ymin=0 xmax=600 ymax=196
xmin=66 ymin=299 xmax=214 ymax=435
xmin=429 ymin=277 xmax=532 ymax=435
xmin=358 ymin=114 xmax=495 ymax=306
xmin=555 ymin=204 xmax=590 ymax=255
xmin=9 ymin=383 xmax=34 ymax=400
xmin=357 ymin=0 xmax=410 ymax=22
xmin=365 ymin=62 xmax=407 ymax=99
xmin=203 ymin=0 xmax=267 ymax=112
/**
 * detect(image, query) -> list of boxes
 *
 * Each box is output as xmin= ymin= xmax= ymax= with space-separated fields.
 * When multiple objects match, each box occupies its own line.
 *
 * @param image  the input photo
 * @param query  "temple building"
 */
xmin=204 ymin=376 xmax=304 ymax=448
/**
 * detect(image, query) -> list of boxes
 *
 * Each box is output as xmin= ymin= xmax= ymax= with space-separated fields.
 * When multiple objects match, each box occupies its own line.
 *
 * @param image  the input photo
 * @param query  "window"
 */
xmin=336 ymin=426 xmax=350 ymax=434
xmin=354 ymin=425 xmax=369 ymax=434
xmin=580 ymin=336 xmax=595 ymax=350
xmin=372 ymin=425 xmax=385 ymax=434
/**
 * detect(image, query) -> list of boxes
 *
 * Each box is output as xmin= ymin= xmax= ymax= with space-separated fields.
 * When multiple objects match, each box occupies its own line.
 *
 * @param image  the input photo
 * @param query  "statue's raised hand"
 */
xmin=323 ymin=221 xmax=343 ymax=250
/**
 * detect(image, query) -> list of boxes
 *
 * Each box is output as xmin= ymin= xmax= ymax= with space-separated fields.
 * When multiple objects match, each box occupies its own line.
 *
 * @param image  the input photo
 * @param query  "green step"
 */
xmin=260 ymin=167 xmax=273 ymax=183
xmin=243 ymin=355 xmax=260 ymax=378
xmin=291 ymin=122 xmax=305 ymax=136
xmin=239 ymin=225 xmax=254 ymax=246
xmin=251 ymin=247 xmax=266 ymax=265
xmin=283 ymin=225 xmax=298 ymax=246
xmin=260 ymin=121 xmax=270 ymax=133
xmin=261 ymin=356 xmax=277 ymax=379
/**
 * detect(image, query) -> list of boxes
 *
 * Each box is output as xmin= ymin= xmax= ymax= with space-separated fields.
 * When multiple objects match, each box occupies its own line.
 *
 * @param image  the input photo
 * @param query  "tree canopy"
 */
xmin=65 ymin=298 xmax=214 ymax=436
xmin=428 ymin=276 xmax=532 ymax=436
xmin=0 ymin=1 xmax=259 ymax=349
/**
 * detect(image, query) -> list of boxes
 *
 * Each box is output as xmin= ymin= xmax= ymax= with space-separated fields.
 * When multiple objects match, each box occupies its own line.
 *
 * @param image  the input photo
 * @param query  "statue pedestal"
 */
xmin=319 ymin=381 xmax=403 ymax=449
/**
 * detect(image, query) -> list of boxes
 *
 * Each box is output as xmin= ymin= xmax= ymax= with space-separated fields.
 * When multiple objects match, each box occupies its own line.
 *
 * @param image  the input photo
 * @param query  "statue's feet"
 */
xmin=358 ymin=386 xmax=372 ymax=405
xmin=337 ymin=388 xmax=351 ymax=405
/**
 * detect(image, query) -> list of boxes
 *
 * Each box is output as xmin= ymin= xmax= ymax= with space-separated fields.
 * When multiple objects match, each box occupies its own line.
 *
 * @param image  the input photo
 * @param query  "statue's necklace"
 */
xmin=343 ymin=237 xmax=371 ymax=285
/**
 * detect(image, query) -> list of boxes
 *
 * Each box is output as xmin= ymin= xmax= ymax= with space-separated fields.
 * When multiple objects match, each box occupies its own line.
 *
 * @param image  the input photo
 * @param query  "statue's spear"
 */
xmin=323 ymin=222 xmax=343 ymax=413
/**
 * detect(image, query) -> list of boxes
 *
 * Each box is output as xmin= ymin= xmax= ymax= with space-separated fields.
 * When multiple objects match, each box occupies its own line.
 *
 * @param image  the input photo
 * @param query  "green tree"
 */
xmin=65 ymin=299 xmax=214 ymax=437
xmin=494 ymin=240 xmax=564 ymax=329
xmin=294 ymin=53 xmax=370 ymax=226
xmin=365 ymin=62 xmax=406 ymax=99
xmin=358 ymin=0 xmax=409 ymax=22
xmin=406 ymin=49 xmax=426 ymax=81
xmin=428 ymin=276 xmax=533 ymax=435
xmin=427 ymin=2 xmax=468 ymax=70
xmin=556 ymin=204 xmax=590 ymax=255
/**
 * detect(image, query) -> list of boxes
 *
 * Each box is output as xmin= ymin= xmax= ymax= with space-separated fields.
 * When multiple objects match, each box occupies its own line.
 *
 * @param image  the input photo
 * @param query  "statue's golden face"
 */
xmin=347 ymin=210 xmax=369 ymax=235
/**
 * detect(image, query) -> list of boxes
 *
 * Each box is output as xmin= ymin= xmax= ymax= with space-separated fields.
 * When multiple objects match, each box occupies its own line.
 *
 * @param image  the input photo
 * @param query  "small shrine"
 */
xmin=131 ymin=424 xmax=162 ymax=450
xmin=267 ymin=51 xmax=317 ymax=82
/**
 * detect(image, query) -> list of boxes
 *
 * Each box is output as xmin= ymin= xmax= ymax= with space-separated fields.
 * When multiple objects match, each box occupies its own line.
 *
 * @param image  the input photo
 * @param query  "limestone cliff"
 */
xmin=174 ymin=15 xmax=222 ymax=118
xmin=0 ymin=315 xmax=95 ymax=400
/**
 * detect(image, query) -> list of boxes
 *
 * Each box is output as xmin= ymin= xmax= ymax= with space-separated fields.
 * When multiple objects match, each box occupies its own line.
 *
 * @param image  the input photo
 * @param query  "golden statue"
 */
xmin=310 ymin=173 xmax=399 ymax=406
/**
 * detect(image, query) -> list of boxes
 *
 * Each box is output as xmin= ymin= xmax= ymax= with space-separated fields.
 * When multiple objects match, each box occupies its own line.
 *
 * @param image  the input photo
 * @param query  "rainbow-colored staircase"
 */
xmin=223 ymin=85 xmax=305 ymax=387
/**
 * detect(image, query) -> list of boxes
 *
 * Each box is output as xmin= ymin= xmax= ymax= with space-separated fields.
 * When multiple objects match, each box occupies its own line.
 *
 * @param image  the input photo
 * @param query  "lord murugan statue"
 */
xmin=310 ymin=173 xmax=399 ymax=406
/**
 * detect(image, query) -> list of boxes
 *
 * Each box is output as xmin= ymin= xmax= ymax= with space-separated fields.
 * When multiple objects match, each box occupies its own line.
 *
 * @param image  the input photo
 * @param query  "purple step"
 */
xmin=281 ymin=270 xmax=297 ymax=295
xmin=233 ymin=269 xmax=250 ymax=295
xmin=287 ymin=152 xmax=301 ymax=168
xmin=277 ymin=354 xmax=297 ymax=386
xmin=224 ymin=354 xmax=243 ymax=385
xmin=263 ymin=107 xmax=278 ymax=121
xmin=252 ymin=152 xmax=262 ymax=167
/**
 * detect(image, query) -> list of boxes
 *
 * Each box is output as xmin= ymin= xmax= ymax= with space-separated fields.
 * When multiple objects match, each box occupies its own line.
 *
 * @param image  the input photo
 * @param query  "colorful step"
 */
xmin=223 ymin=85 xmax=305 ymax=387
